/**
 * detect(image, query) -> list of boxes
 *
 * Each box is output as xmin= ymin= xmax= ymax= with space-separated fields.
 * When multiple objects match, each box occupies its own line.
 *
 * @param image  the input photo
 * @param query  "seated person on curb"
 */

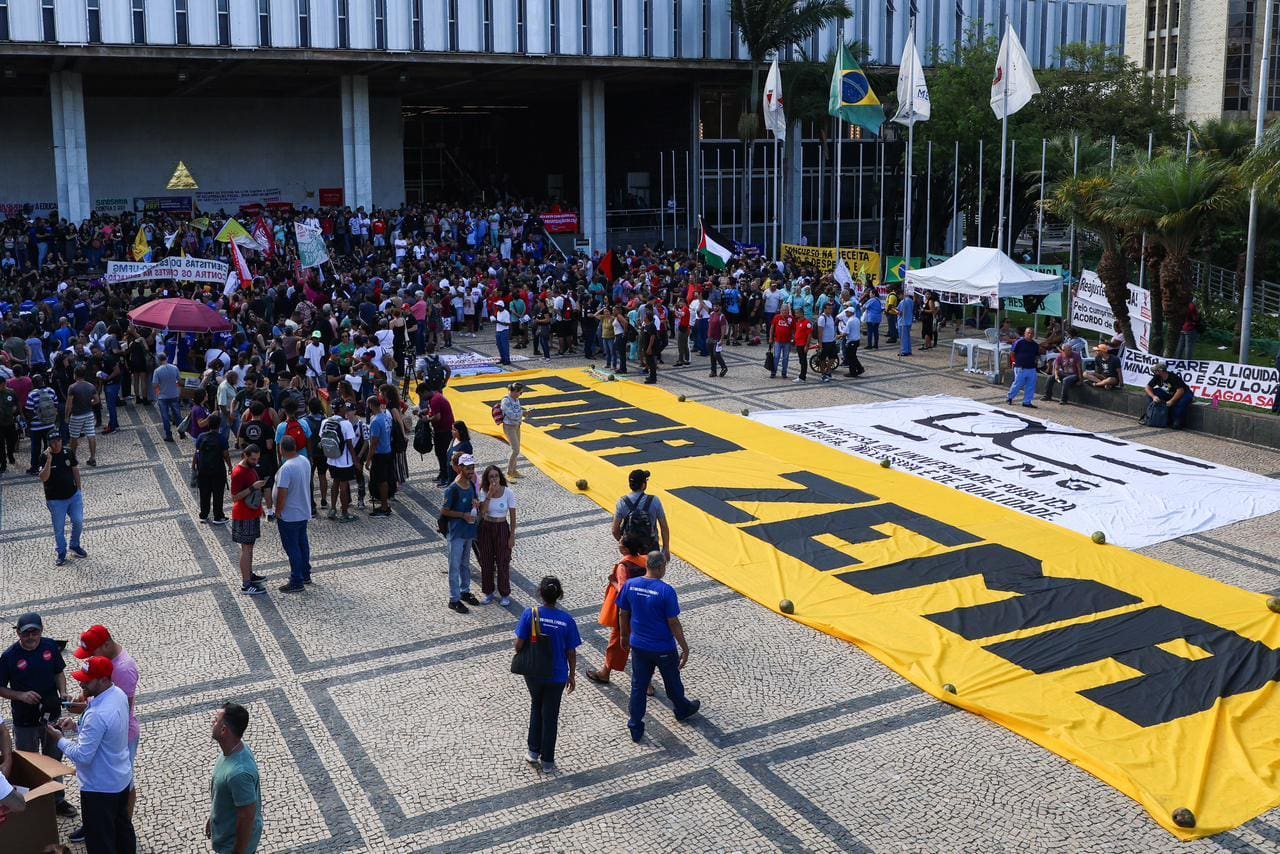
xmin=1143 ymin=363 xmax=1193 ymax=429
xmin=1041 ymin=343 xmax=1083 ymax=405
xmin=1085 ymin=344 xmax=1122 ymax=389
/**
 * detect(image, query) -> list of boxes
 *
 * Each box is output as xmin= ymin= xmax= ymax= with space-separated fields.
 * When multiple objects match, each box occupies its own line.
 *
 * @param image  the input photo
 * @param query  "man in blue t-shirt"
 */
xmin=441 ymin=452 xmax=482 ymax=613
xmin=617 ymin=551 xmax=701 ymax=742
xmin=1006 ymin=327 xmax=1042 ymax=408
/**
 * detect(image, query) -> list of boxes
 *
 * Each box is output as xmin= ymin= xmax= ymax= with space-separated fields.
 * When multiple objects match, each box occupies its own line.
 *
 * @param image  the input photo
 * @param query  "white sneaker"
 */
xmin=525 ymin=750 xmax=540 ymax=765
xmin=499 ymin=596 xmax=511 ymax=607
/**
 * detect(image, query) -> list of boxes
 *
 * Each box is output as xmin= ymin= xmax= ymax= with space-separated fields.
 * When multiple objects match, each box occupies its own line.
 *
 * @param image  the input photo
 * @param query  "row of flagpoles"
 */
xmin=749 ymin=14 xmax=1041 ymax=261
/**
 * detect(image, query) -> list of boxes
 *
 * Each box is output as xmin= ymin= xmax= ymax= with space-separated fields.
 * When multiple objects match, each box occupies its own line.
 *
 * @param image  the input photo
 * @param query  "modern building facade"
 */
xmin=1125 ymin=0 xmax=1280 ymax=122
xmin=0 ymin=0 xmax=1125 ymax=250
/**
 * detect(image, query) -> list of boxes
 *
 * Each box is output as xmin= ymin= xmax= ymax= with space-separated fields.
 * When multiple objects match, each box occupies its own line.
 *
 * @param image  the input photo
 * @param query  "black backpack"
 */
xmin=196 ymin=434 xmax=224 ymax=474
xmin=620 ymin=495 xmax=656 ymax=545
xmin=423 ymin=355 xmax=448 ymax=391
xmin=390 ymin=414 xmax=408 ymax=454
xmin=304 ymin=413 xmax=325 ymax=459
xmin=413 ymin=416 xmax=433 ymax=457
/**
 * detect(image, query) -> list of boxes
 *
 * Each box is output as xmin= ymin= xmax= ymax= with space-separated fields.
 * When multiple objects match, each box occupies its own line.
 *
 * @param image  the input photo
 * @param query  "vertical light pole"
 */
xmin=1241 ymin=0 xmax=1274 ymax=362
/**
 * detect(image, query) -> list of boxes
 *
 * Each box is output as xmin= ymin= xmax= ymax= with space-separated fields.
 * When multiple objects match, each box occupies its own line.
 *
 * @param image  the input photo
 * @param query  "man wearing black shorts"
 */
xmin=324 ymin=401 xmax=360 ymax=523
xmin=364 ymin=396 xmax=396 ymax=517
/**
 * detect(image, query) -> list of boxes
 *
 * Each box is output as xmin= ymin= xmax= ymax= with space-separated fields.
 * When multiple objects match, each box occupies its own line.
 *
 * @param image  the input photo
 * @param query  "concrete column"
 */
xmin=341 ymin=74 xmax=373 ymax=210
xmin=578 ymin=79 xmax=606 ymax=251
xmin=50 ymin=71 xmax=91 ymax=223
xmin=785 ymin=123 xmax=803 ymax=244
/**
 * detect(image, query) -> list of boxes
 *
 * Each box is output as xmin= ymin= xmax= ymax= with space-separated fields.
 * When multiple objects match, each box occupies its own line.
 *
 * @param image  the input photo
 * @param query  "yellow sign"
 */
xmin=780 ymin=244 xmax=880 ymax=284
xmin=450 ymin=369 xmax=1280 ymax=840
xmin=166 ymin=160 xmax=199 ymax=190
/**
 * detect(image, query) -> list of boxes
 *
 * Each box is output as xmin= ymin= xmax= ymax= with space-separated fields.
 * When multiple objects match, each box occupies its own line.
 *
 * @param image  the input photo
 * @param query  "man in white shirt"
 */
xmin=323 ymin=401 xmax=361 ymax=521
xmin=493 ymin=301 xmax=512 ymax=365
xmin=48 ymin=656 xmax=135 ymax=852
xmin=303 ymin=332 xmax=326 ymax=387
xmin=839 ymin=307 xmax=865 ymax=378
xmin=689 ymin=293 xmax=712 ymax=356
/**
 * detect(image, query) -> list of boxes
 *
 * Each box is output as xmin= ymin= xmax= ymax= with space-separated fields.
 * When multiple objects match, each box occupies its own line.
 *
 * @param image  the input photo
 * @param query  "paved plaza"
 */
xmin=2 ymin=335 xmax=1279 ymax=853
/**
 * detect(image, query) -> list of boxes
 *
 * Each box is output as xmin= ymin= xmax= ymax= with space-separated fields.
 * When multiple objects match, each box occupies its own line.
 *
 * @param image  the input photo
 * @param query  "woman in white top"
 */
xmin=476 ymin=464 xmax=517 ymax=605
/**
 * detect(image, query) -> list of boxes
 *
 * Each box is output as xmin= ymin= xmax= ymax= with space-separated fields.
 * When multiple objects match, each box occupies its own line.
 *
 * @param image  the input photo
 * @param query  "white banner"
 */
xmin=195 ymin=188 xmax=284 ymax=209
xmin=751 ymin=397 xmax=1280 ymax=548
xmin=294 ymin=222 xmax=330 ymax=268
xmin=1121 ymin=348 xmax=1279 ymax=411
xmin=1072 ymin=270 xmax=1151 ymax=350
xmin=432 ymin=352 xmax=529 ymax=378
xmin=104 ymin=257 xmax=230 ymax=285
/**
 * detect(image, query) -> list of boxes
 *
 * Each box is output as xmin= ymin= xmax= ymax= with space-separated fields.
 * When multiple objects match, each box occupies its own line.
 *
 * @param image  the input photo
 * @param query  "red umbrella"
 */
xmin=127 ymin=298 xmax=232 ymax=333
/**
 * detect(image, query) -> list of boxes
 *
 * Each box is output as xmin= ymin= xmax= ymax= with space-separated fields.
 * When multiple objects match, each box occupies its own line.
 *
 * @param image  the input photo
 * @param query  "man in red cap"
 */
xmin=47 ymin=655 xmax=136 ymax=853
xmin=73 ymin=625 xmax=141 ymax=842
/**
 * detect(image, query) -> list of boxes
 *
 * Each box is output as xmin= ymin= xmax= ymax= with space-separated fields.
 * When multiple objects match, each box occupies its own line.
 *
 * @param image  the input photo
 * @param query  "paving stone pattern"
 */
xmin=1 ymin=333 xmax=1278 ymax=853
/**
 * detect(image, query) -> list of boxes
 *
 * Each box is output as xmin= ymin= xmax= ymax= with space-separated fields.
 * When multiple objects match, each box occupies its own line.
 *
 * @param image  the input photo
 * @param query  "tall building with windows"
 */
xmin=1126 ymin=0 xmax=1280 ymax=122
xmin=0 ymin=0 xmax=1124 ymax=249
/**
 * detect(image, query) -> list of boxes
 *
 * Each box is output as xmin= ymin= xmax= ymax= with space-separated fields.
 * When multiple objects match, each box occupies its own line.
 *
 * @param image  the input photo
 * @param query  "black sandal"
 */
xmin=585 ymin=669 xmax=610 ymax=685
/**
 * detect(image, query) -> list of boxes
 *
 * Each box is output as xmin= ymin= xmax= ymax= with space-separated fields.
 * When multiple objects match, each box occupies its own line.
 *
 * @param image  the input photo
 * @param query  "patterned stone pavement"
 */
xmin=2 ymin=333 xmax=1279 ymax=853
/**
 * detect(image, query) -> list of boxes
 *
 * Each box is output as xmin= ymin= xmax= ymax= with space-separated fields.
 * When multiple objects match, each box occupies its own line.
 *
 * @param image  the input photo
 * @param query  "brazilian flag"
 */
xmin=828 ymin=44 xmax=885 ymax=136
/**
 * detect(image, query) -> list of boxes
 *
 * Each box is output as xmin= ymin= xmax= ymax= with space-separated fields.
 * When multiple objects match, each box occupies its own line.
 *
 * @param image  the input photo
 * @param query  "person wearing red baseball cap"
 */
xmin=73 ymin=625 xmax=141 ymax=842
xmin=46 ymin=655 xmax=136 ymax=852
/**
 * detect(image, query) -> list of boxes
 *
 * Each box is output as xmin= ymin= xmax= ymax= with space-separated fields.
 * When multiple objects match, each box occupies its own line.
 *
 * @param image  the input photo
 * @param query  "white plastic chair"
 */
xmin=984 ymin=328 xmax=999 ymax=343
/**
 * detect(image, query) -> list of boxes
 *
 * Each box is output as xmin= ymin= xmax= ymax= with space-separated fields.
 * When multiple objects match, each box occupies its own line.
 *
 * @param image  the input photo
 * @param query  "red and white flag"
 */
xmin=229 ymin=240 xmax=253 ymax=289
xmin=252 ymin=216 xmax=275 ymax=257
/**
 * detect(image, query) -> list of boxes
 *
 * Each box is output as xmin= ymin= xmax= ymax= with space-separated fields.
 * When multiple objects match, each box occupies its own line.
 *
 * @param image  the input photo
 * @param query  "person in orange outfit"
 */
xmin=585 ymin=535 xmax=651 ymax=691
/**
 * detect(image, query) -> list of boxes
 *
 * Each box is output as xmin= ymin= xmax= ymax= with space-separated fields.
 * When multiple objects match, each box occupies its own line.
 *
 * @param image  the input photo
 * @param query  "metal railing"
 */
xmin=1191 ymin=260 xmax=1280 ymax=317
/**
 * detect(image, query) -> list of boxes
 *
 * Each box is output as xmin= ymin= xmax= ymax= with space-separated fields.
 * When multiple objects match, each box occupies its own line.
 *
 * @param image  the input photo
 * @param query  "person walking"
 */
xmin=476 ymin=465 xmax=517 ymax=606
xmin=274 ymin=435 xmax=313 ymax=593
xmin=611 ymin=469 xmax=670 ymax=559
xmin=707 ymin=305 xmax=728 ymax=378
xmin=206 ymin=702 xmax=263 ymax=854
xmin=897 ymin=288 xmax=915 ymax=356
xmin=769 ymin=304 xmax=795 ymax=379
xmin=617 ymin=551 xmax=701 ymax=742
xmin=424 ymin=386 xmax=455 ymax=486
xmin=40 ymin=432 xmax=88 ymax=566
xmin=152 ymin=352 xmax=182 ymax=443
xmin=66 ymin=366 xmax=99 ymax=467
xmin=0 ymin=613 xmax=77 ymax=818
xmin=498 ymin=381 xmax=525 ymax=480
xmin=195 ymin=414 xmax=232 ymax=526
xmin=585 ymin=535 xmax=648 ymax=686
xmin=70 ymin=624 xmax=142 ymax=843
xmin=0 ymin=373 xmax=18 ymax=473
xmin=514 ymin=576 xmax=581 ymax=772
xmin=863 ymin=291 xmax=883 ymax=349
xmin=441 ymin=452 xmax=482 ymax=613
xmin=839 ymin=307 xmax=864 ymax=377
xmin=230 ymin=446 xmax=269 ymax=595
xmin=48 ymin=655 xmax=135 ymax=853
xmin=493 ymin=300 xmax=512 ymax=365
xmin=1005 ymin=327 xmax=1041 ymax=408
xmin=364 ymin=396 xmax=395 ymax=517
xmin=24 ymin=373 xmax=59 ymax=475
xmin=675 ymin=298 xmax=691 ymax=366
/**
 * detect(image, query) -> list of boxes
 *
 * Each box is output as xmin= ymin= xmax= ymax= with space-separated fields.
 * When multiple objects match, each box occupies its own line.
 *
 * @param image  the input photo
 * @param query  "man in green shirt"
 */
xmin=206 ymin=702 xmax=263 ymax=854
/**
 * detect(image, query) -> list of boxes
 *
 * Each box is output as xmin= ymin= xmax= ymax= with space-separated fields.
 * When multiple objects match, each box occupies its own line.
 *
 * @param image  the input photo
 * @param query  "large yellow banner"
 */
xmin=451 ymin=369 xmax=1280 ymax=840
xmin=780 ymin=243 xmax=881 ymax=284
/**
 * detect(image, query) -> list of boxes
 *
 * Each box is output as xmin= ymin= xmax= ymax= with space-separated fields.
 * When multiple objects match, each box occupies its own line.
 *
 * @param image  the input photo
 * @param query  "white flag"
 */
xmin=294 ymin=221 xmax=331 ymax=268
xmin=990 ymin=23 xmax=1040 ymax=119
xmin=763 ymin=58 xmax=787 ymax=140
xmin=892 ymin=30 xmax=930 ymax=125
xmin=833 ymin=257 xmax=856 ymax=290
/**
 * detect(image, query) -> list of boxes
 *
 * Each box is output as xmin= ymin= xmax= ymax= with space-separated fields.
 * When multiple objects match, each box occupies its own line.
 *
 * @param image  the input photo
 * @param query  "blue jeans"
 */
xmin=447 ymin=535 xmax=474 ymax=601
xmin=158 ymin=397 xmax=181 ymax=439
xmin=899 ymin=321 xmax=912 ymax=355
xmin=771 ymin=343 xmax=792 ymax=377
xmin=865 ymin=322 xmax=880 ymax=348
xmin=1153 ymin=388 xmax=1193 ymax=427
xmin=104 ymin=382 xmax=121 ymax=429
xmin=693 ymin=318 xmax=709 ymax=356
xmin=628 ymin=647 xmax=696 ymax=741
xmin=525 ymin=678 xmax=566 ymax=763
xmin=1008 ymin=367 xmax=1038 ymax=404
xmin=278 ymin=519 xmax=311 ymax=585
xmin=603 ymin=337 xmax=617 ymax=369
xmin=48 ymin=491 xmax=84 ymax=559
xmin=496 ymin=329 xmax=511 ymax=364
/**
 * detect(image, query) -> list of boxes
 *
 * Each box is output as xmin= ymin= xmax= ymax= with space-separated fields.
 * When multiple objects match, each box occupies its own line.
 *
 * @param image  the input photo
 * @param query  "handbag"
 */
xmin=491 ymin=400 xmax=505 ymax=425
xmin=764 ymin=349 xmax=776 ymax=373
xmin=511 ymin=606 xmax=555 ymax=680
xmin=177 ymin=413 xmax=191 ymax=435
xmin=1144 ymin=399 xmax=1169 ymax=428
xmin=244 ymin=487 xmax=263 ymax=511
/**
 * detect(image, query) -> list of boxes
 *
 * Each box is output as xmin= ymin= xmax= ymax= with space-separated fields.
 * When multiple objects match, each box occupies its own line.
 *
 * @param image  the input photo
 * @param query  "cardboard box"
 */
xmin=0 ymin=750 xmax=68 ymax=852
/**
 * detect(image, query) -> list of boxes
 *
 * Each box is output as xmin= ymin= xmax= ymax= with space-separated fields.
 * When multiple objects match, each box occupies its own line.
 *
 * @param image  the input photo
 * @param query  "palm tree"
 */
xmin=1045 ymin=170 xmax=1136 ymax=346
xmin=1192 ymin=118 xmax=1256 ymax=164
xmin=1109 ymin=156 xmax=1230 ymax=355
xmin=1242 ymin=120 xmax=1280 ymax=196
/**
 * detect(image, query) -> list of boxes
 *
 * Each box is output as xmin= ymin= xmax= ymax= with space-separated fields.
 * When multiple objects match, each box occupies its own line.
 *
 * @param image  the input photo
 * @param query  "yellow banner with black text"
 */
xmin=779 ymin=244 xmax=881 ymax=285
xmin=450 ymin=369 xmax=1280 ymax=840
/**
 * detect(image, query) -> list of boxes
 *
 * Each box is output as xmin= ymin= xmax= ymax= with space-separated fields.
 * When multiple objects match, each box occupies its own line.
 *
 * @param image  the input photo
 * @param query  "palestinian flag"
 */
xmin=698 ymin=219 xmax=733 ymax=270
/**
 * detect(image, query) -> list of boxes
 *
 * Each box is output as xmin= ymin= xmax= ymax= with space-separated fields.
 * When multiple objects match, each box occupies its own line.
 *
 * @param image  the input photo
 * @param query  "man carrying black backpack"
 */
xmin=611 ymin=469 xmax=670 ymax=560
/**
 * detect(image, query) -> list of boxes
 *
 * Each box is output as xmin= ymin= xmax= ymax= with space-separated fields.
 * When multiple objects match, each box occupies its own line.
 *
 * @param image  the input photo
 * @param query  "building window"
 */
xmin=298 ymin=0 xmax=309 ymax=46
xmin=410 ymin=0 xmax=421 ymax=50
xmin=612 ymin=0 xmax=621 ymax=54
xmin=42 ymin=0 xmax=56 ymax=41
xmin=257 ymin=0 xmax=269 ymax=45
xmin=1223 ymin=0 xmax=1253 ymax=111
xmin=217 ymin=0 xmax=230 ymax=45
xmin=516 ymin=0 xmax=525 ymax=51
xmin=483 ymin=0 xmax=493 ymax=51
xmin=88 ymin=0 xmax=103 ymax=43
xmin=447 ymin=0 xmax=457 ymax=50
xmin=373 ymin=0 xmax=385 ymax=49
xmin=643 ymin=0 xmax=652 ymax=57
xmin=132 ymin=0 xmax=146 ymax=42
xmin=337 ymin=0 xmax=348 ymax=48
xmin=702 ymin=0 xmax=710 ymax=56
xmin=581 ymin=0 xmax=589 ymax=52
xmin=549 ymin=0 xmax=559 ymax=54
xmin=0 ymin=0 xmax=9 ymax=41
xmin=673 ymin=0 xmax=681 ymax=57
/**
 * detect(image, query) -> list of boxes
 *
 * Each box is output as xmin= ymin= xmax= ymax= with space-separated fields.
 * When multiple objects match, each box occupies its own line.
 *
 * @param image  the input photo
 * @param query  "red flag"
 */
xmin=252 ymin=216 xmax=275 ymax=258
xmin=599 ymin=250 xmax=617 ymax=282
xmin=229 ymin=240 xmax=253 ymax=289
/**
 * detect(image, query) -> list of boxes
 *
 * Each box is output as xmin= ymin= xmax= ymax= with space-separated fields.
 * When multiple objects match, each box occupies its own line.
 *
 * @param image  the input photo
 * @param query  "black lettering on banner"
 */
xmin=521 ymin=390 xmax=631 ymax=420
xmin=574 ymin=427 xmax=743 ymax=465
xmin=836 ymin=544 xmax=1140 ymax=640
xmin=539 ymin=408 xmax=682 ymax=439
xmin=671 ymin=471 xmax=978 ymax=571
xmin=984 ymin=606 xmax=1280 ymax=727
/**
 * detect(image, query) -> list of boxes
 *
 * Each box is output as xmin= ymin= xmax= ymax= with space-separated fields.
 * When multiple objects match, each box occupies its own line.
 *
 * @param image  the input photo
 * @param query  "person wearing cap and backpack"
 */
xmin=611 ymin=469 xmax=670 ymax=560
xmin=319 ymin=400 xmax=359 ymax=523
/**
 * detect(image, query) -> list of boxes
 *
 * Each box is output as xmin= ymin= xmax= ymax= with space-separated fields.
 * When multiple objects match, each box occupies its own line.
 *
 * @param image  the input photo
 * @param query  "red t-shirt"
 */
xmin=771 ymin=315 xmax=795 ymax=345
xmin=793 ymin=318 xmax=813 ymax=348
xmin=231 ymin=463 xmax=262 ymax=521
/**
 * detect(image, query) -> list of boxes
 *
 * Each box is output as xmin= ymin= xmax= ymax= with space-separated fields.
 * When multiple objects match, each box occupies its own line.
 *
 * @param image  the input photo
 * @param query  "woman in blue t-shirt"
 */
xmin=514 ymin=576 xmax=582 ymax=772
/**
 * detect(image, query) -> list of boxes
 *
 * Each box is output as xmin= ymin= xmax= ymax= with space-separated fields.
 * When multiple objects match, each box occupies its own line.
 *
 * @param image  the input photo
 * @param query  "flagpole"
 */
xmin=977 ymin=139 xmax=984 ymax=244
xmin=1138 ymin=131 xmax=1152 ymax=292
xmin=686 ymin=149 xmax=693 ymax=250
xmin=925 ymin=140 xmax=932 ymax=259
xmin=901 ymin=17 xmax=916 ymax=269
xmin=877 ymin=135 xmax=886 ymax=260
xmin=951 ymin=140 xmax=959 ymax=253
xmin=996 ymin=15 xmax=1010 ymax=252
xmin=856 ymin=135 xmax=863 ymax=249
xmin=1036 ymin=137 xmax=1046 ymax=264
xmin=716 ymin=147 xmax=723 ymax=239
xmin=732 ymin=148 xmax=739 ymax=241
xmin=672 ymin=150 xmax=679 ymax=247
xmin=746 ymin=143 xmax=753 ymax=248
xmin=773 ymin=137 xmax=780 ymax=259
xmin=835 ymin=119 xmax=844 ymax=250
xmin=1007 ymin=138 xmax=1016 ymax=254
xmin=817 ymin=129 xmax=825 ymax=245
xmin=659 ymin=153 xmax=665 ymax=247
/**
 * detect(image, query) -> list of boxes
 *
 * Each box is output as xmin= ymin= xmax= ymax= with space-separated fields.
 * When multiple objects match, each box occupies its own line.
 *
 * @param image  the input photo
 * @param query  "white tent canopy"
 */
xmin=905 ymin=246 xmax=1062 ymax=298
